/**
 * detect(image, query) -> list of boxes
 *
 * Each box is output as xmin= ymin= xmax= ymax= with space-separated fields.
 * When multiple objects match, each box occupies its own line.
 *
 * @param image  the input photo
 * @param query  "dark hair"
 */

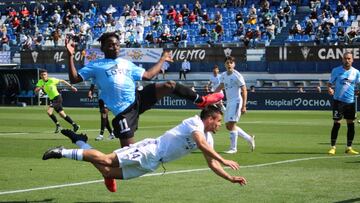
xmin=40 ymin=69 xmax=48 ymax=74
xmin=200 ymin=105 xmax=223 ymax=120
xmin=97 ymin=32 xmax=120 ymax=44
xmin=225 ymin=56 xmax=235 ymax=63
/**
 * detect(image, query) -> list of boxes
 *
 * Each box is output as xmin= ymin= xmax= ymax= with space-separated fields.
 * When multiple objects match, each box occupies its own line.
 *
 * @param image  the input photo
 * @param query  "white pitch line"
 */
xmin=0 ymin=155 xmax=359 ymax=195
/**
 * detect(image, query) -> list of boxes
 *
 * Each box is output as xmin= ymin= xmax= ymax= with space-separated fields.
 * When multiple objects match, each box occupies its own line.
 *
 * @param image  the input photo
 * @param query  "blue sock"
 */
xmin=75 ymin=140 xmax=93 ymax=149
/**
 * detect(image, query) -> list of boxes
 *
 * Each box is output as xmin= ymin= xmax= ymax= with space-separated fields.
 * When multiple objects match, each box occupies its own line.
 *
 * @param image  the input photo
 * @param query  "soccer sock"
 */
xmin=105 ymin=117 xmax=113 ymax=133
xmin=64 ymin=116 xmax=75 ymax=125
xmin=235 ymin=126 xmax=253 ymax=143
xmin=100 ymin=115 xmax=106 ymax=135
xmin=229 ymin=131 xmax=238 ymax=150
xmin=75 ymin=141 xmax=93 ymax=150
xmin=331 ymin=122 xmax=341 ymax=146
xmin=347 ymin=123 xmax=355 ymax=147
xmin=173 ymin=83 xmax=203 ymax=103
xmin=61 ymin=149 xmax=84 ymax=160
xmin=49 ymin=114 xmax=59 ymax=125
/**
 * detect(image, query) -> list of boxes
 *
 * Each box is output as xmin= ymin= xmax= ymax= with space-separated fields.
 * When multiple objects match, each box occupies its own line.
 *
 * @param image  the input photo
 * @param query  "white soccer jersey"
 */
xmin=220 ymin=70 xmax=245 ymax=103
xmin=157 ymin=115 xmax=214 ymax=163
xmin=209 ymin=74 xmax=221 ymax=92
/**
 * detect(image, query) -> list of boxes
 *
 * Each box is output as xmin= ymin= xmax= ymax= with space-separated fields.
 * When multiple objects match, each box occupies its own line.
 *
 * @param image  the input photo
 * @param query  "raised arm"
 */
xmin=60 ymin=79 xmax=77 ymax=92
xmin=142 ymin=50 xmax=173 ymax=80
xmin=65 ymin=38 xmax=83 ymax=84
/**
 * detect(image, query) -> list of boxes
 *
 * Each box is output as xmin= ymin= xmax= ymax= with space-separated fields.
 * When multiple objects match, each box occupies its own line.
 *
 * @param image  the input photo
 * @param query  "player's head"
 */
xmin=98 ymin=32 xmax=120 ymax=59
xmin=213 ymin=64 xmax=219 ymax=75
xmin=39 ymin=70 xmax=48 ymax=80
xmin=342 ymin=51 xmax=353 ymax=69
xmin=225 ymin=56 xmax=236 ymax=72
xmin=200 ymin=105 xmax=223 ymax=133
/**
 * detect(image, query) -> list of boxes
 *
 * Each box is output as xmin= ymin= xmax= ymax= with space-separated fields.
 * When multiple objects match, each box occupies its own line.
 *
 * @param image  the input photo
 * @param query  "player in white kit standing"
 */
xmin=42 ymin=105 xmax=247 ymax=187
xmin=215 ymin=57 xmax=255 ymax=154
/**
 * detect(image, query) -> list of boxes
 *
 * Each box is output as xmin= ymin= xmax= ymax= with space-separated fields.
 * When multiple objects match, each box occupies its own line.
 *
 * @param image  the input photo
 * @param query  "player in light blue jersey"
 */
xmin=66 ymin=32 xmax=223 ymax=146
xmin=327 ymin=51 xmax=360 ymax=155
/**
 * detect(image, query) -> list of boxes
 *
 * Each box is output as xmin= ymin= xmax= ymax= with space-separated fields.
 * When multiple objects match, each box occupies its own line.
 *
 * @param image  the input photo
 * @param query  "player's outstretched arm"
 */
xmin=142 ymin=50 xmax=173 ymax=80
xmin=60 ymin=79 xmax=77 ymax=92
xmin=65 ymin=38 xmax=83 ymax=84
xmin=204 ymin=155 xmax=247 ymax=186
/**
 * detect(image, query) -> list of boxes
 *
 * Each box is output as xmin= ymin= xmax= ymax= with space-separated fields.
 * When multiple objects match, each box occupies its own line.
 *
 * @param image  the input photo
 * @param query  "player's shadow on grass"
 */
xmin=0 ymin=198 xmax=54 ymax=203
xmin=334 ymin=197 xmax=360 ymax=203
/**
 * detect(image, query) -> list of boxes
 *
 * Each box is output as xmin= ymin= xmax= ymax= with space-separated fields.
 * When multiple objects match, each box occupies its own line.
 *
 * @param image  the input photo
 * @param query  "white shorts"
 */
xmin=114 ymin=139 xmax=160 ymax=180
xmin=224 ymin=101 xmax=242 ymax=123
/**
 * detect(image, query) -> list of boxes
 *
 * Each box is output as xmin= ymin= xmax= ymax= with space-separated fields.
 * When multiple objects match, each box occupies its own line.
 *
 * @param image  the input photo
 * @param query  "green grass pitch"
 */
xmin=0 ymin=107 xmax=359 ymax=202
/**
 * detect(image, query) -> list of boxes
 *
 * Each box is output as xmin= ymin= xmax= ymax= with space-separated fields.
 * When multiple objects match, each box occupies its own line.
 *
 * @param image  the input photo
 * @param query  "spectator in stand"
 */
xmin=247 ymin=5 xmax=257 ymax=25
xmin=322 ymin=24 xmax=332 ymax=44
xmin=199 ymin=25 xmax=209 ymax=37
xmin=194 ymin=0 xmax=202 ymax=16
xmin=12 ymin=16 xmax=20 ymax=29
xmin=214 ymin=11 xmax=223 ymax=24
xmin=52 ymin=28 xmax=61 ymax=47
xmin=336 ymin=1 xmax=344 ymax=15
xmin=233 ymin=21 xmax=245 ymax=38
xmin=1 ymin=34 xmax=10 ymax=51
xmin=208 ymin=29 xmax=219 ymax=46
xmin=155 ymin=1 xmax=164 ymax=14
xmin=152 ymin=13 xmax=162 ymax=30
xmin=180 ymin=30 xmax=188 ymax=47
xmin=310 ymin=0 xmax=321 ymax=10
xmin=201 ymin=9 xmax=211 ymax=24
xmin=346 ymin=2 xmax=354 ymax=16
xmin=235 ymin=10 xmax=244 ymax=25
xmin=314 ymin=26 xmax=323 ymax=45
xmin=261 ymin=0 xmax=270 ymax=14
xmin=173 ymin=32 xmax=181 ymax=47
xmin=86 ymin=3 xmax=97 ymax=19
xmin=297 ymin=86 xmax=305 ymax=93
xmin=122 ymin=4 xmax=131 ymax=18
xmin=289 ymin=20 xmax=302 ymax=35
xmin=265 ymin=20 xmax=276 ymax=39
xmin=336 ymin=27 xmax=349 ymax=45
xmin=243 ymin=28 xmax=253 ymax=47
xmin=179 ymin=59 xmax=191 ymax=80
xmin=188 ymin=11 xmax=197 ymax=24
xmin=20 ymin=6 xmax=30 ymax=19
xmin=303 ymin=20 xmax=314 ymax=36
xmin=215 ymin=22 xmax=224 ymax=38
xmin=181 ymin=4 xmax=190 ymax=18
xmin=321 ymin=1 xmax=331 ymax=12
xmin=167 ymin=6 xmax=177 ymax=20
xmin=347 ymin=27 xmax=358 ymax=43
xmin=145 ymin=31 xmax=155 ymax=45
xmin=353 ymin=1 xmax=360 ymax=15
xmin=338 ymin=5 xmax=349 ymax=23
xmin=250 ymin=85 xmax=256 ymax=92
xmin=175 ymin=11 xmax=184 ymax=28
xmin=315 ymin=85 xmax=321 ymax=93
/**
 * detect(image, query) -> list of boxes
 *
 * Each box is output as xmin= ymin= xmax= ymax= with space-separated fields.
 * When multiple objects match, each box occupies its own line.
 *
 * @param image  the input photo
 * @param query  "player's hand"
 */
xmin=230 ymin=176 xmax=247 ymax=186
xmin=241 ymin=106 xmax=247 ymax=114
xmin=71 ymin=86 xmax=77 ymax=92
xmin=222 ymin=159 xmax=240 ymax=170
xmin=161 ymin=50 xmax=173 ymax=62
xmin=88 ymin=92 xmax=93 ymax=99
xmin=65 ymin=37 xmax=75 ymax=56
xmin=328 ymin=88 xmax=334 ymax=96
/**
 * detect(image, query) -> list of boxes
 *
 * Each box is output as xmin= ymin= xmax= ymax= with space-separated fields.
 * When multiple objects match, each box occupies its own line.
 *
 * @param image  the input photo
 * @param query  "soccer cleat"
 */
xmin=42 ymin=146 xmax=64 ymax=160
xmin=104 ymin=178 xmax=117 ymax=192
xmin=196 ymin=92 xmax=224 ymax=109
xmin=61 ymin=129 xmax=88 ymax=143
xmin=108 ymin=133 xmax=115 ymax=140
xmin=54 ymin=125 xmax=61 ymax=134
xmin=95 ymin=134 xmax=104 ymax=141
xmin=249 ymin=135 xmax=255 ymax=152
xmin=328 ymin=146 xmax=336 ymax=155
xmin=73 ymin=124 xmax=80 ymax=132
xmin=345 ymin=147 xmax=359 ymax=155
xmin=224 ymin=149 xmax=237 ymax=154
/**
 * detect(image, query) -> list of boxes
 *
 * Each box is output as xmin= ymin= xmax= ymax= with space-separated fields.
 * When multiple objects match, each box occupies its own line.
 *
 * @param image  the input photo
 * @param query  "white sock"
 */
xmin=229 ymin=131 xmax=238 ymax=150
xmin=61 ymin=149 xmax=84 ymax=161
xmin=235 ymin=126 xmax=253 ymax=143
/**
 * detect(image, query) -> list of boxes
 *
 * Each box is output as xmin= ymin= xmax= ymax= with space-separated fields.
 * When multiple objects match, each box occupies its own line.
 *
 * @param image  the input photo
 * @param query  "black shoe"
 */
xmin=61 ymin=129 xmax=88 ymax=143
xmin=54 ymin=125 xmax=61 ymax=133
xmin=42 ymin=146 xmax=64 ymax=160
xmin=73 ymin=124 xmax=80 ymax=132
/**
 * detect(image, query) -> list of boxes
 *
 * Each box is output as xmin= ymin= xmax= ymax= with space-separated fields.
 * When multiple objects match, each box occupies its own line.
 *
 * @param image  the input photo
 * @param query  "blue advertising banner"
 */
xmin=246 ymin=92 xmax=332 ymax=110
xmin=62 ymin=91 xmax=336 ymax=110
